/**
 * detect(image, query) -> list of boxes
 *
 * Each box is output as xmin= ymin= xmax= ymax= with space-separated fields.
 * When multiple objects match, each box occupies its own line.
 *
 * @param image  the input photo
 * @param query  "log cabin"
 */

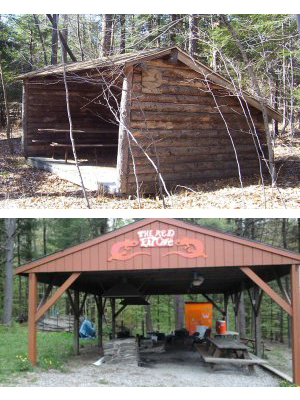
xmin=17 ymin=46 xmax=282 ymax=195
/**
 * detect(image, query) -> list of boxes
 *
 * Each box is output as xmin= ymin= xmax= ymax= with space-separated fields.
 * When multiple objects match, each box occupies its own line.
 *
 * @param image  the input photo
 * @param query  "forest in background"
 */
xmin=0 ymin=14 xmax=299 ymax=135
xmin=0 ymin=218 xmax=299 ymax=349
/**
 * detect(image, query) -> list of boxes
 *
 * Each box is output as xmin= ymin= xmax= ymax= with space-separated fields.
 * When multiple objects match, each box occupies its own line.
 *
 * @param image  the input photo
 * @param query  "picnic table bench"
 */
xmin=33 ymin=129 xmax=118 ymax=163
xmin=196 ymin=337 xmax=267 ymax=373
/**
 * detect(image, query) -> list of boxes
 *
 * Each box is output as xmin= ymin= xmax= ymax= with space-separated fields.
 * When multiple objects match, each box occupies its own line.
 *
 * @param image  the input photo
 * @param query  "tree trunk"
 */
xmin=62 ymin=14 xmax=69 ymax=62
xmin=188 ymin=14 xmax=198 ymax=57
xmin=2 ymin=218 xmax=17 ymax=325
xmin=51 ymin=14 xmax=59 ymax=65
xmin=33 ymin=15 xmax=48 ymax=66
xmin=100 ymin=14 xmax=113 ymax=57
xmin=144 ymin=303 xmax=153 ymax=332
xmin=170 ymin=14 xmax=177 ymax=45
xmin=237 ymin=292 xmax=246 ymax=338
xmin=173 ymin=295 xmax=184 ymax=329
xmin=220 ymin=14 xmax=276 ymax=185
xmin=0 ymin=53 xmax=13 ymax=154
xmin=119 ymin=14 xmax=126 ymax=54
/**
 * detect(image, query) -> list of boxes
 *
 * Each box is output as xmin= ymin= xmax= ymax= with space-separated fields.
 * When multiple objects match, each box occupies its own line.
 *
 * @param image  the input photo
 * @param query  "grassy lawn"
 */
xmin=0 ymin=323 xmax=77 ymax=384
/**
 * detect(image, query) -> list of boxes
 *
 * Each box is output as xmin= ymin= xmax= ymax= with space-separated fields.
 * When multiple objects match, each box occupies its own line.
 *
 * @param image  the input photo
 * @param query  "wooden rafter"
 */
xmin=240 ymin=267 xmax=292 ymax=316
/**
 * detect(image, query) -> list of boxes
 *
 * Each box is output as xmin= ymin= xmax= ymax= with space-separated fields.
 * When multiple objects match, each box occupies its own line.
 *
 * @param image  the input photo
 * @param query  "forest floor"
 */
xmin=1 ymin=128 xmax=300 ymax=209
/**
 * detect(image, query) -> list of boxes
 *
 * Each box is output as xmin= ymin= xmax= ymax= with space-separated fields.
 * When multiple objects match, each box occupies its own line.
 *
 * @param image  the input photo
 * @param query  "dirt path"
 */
xmin=9 ymin=346 xmax=279 ymax=387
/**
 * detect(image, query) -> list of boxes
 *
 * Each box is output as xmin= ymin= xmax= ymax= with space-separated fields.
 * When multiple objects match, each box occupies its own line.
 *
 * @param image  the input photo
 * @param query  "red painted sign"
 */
xmin=108 ymin=231 xmax=208 ymax=262
xmin=163 ymin=237 xmax=208 ymax=259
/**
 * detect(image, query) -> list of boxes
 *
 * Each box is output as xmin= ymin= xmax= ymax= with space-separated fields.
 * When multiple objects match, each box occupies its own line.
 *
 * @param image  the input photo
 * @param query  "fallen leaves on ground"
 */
xmin=1 ymin=129 xmax=300 ymax=209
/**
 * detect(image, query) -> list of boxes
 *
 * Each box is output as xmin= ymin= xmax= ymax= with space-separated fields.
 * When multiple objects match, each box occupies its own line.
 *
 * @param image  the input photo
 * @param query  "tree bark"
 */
xmin=100 ymin=14 xmax=113 ymax=57
xmin=144 ymin=303 xmax=153 ymax=332
xmin=62 ymin=14 xmax=69 ymax=62
xmin=33 ymin=15 xmax=48 ymax=66
xmin=173 ymin=294 xmax=184 ymax=329
xmin=220 ymin=14 xmax=276 ymax=185
xmin=119 ymin=14 xmax=126 ymax=54
xmin=2 ymin=218 xmax=17 ymax=325
xmin=50 ymin=14 xmax=59 ymax=65
xmin=0 ymin=53 xmax=13 ymax=154
xmin=188 ymin=14 xmax=198 ymax=57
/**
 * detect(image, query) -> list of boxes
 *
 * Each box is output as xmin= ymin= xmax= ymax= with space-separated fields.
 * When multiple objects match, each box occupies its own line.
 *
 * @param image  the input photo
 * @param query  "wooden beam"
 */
xmin=35 ymin=273 xmax=80 ymax=322
xmin=116 ymin=65 xmax=133 ymax=194
xmin=202 ymin=293 xmax=225 ymax=316
xmin=73 ymin=290 xmax=80 ymax=355
xmin=240 ymin=267 xmax=292 ymax=316
xmin=28 ymin=273 xmax=37 ymax=366
xmin=94 ymin=295 xmax=103 ymax=348
xmin=291 ymin=264 xmax=300 ymax=385
xmin=253 ymin=286 xmax=263 ymax=357
xmin=114 ymin=304 xmax=127 ymax=318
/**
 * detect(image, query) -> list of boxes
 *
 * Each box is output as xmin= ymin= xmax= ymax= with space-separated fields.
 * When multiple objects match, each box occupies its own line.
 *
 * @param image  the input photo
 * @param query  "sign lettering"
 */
xmin=137 ymin=229 xmax=175 ymax=248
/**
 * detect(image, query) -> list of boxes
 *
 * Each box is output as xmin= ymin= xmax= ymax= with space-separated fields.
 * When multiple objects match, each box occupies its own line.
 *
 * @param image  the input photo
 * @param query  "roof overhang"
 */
xmin=16 ymin=46 xmax=282 ymax=122
xmin=15 ymin=218 xmax=300 ymax=296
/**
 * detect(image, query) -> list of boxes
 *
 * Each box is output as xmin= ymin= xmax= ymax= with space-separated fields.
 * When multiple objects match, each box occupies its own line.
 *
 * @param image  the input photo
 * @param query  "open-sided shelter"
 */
xmin=15 ymin=218 xmax=300 ymax=384
xmin=17 ymin=47 xmax=282 ymax=194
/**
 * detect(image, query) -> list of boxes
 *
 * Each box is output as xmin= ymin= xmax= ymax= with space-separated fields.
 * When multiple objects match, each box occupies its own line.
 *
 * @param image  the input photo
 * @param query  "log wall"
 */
xmin=24 ymin=74 xmax=120 ymax=158
xmin=127 ymin=59 xmax=268 ymax=194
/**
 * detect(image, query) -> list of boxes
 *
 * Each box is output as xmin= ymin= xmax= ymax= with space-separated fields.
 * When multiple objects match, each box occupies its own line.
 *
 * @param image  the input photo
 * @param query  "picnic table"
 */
xmin=35 ymin=129 xmax=118 ymax=163
xmin=214 ymin=330 xmax=239 ymax=340
xmin=196 ymin=337 xmax=267 ymax=373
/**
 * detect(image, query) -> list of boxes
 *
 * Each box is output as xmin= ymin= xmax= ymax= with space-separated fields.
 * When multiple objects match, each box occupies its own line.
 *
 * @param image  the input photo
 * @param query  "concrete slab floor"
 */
xmin=27 ymin=157 xmax=117 ymax=193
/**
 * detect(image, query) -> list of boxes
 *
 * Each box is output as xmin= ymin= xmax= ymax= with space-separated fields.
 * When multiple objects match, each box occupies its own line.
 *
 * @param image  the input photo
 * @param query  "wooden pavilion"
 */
xmin=17 ymin=47 xmax=282 ymax=194
xmin=15 ymin=218 xmax=300 ymax=384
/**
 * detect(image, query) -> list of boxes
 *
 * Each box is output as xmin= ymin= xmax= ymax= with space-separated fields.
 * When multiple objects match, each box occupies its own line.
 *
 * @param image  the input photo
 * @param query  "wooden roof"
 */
xmin=15 ymin=219 xmax=299 ymax=295
xmin=16 ymin=46 xmax=282 ymax=122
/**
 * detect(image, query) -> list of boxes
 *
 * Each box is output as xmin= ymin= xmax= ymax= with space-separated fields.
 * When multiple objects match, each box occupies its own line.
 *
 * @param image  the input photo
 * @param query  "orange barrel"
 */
xmin=216 ymin=320 xmax=227 ymax=334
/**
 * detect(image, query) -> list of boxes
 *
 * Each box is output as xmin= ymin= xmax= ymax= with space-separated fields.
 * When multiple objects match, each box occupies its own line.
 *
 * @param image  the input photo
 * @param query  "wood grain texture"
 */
xmin=291 ymin=264 xmax=300 ymax=385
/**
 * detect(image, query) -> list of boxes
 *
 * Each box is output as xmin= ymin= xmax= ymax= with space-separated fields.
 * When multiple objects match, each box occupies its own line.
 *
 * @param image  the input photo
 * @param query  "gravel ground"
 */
xmin=9 ymin=346 xmax=280 ymax=387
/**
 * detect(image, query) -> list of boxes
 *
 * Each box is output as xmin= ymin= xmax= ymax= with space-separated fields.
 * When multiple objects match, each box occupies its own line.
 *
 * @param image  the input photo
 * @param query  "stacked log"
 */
xmin=127 ymin=59 xmax=268 ymax=193
xmin=103 ymin=338 xmax=139 ymax=366
xmin=38 ymin=315 xmax=74 ymax=332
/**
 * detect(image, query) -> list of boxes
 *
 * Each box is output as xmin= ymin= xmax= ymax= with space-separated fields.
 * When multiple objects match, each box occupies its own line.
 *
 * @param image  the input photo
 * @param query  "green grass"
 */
xmin=0 ymin=323 xmax=74 ymax=384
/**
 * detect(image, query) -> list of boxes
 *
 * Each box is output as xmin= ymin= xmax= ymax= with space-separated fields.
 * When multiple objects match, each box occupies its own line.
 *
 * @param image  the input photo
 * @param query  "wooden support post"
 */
xmin=95 ymin=295 xmax=103 ymax=348
xmin=28 ymin=273 xmax=37 ymax=366
xmin=291 ymin=264 xmax=300 ymax=385
xmin=73 ymin=290 xmax=80 ymax=356
xmin=116 ymin=65 xmax=133 ymax=194
xmin=111 ymin=298 xmax=116 ymax=339
xmin=253 ymin=286 xmax=263 ymax=358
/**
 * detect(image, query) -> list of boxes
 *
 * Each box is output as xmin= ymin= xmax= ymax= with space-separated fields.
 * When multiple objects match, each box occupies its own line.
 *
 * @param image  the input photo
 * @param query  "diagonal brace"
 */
xmin=240 ymin=267 xmax=292 ymax=316
xmin=35 ymin=273 xmax=80 ymax=322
